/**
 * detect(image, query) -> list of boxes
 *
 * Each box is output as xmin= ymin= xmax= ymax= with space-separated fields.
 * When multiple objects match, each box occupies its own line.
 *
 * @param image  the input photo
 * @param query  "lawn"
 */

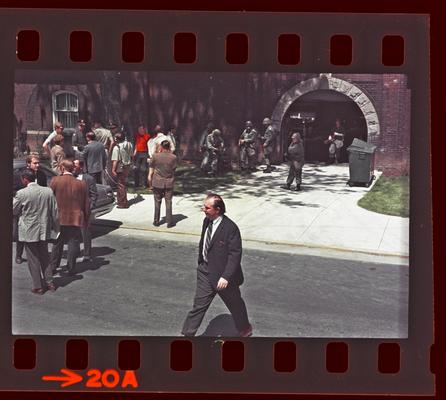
xmin=357 ymin=175 xmax=409 ymax=218
xmin=127 ymin=161 xmax=242 ymax=195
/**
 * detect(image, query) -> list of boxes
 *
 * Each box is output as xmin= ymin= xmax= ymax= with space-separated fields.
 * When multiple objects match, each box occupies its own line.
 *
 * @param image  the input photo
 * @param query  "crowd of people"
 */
xmin=13 ymin=116 xmax=345 ymax=297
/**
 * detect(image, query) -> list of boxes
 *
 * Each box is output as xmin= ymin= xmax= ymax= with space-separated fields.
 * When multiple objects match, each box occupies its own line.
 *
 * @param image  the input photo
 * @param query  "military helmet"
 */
xmin=262 ymin=117 xmax=272 ymax=125
xmin=212 ymin=129 xmax=222 ymax=135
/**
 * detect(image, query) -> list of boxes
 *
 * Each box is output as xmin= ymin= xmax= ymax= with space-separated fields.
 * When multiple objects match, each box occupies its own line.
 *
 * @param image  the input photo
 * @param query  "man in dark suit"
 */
xmin=148 ymin=140 xmax=177 ymax=227
xmin=181 ymin=193 xmax=252 ymax=337
xmin=82 ymin=131 xmax=107 ymax=184
xmin=49 ymin=159 xmax=90 ymax=275
xmin=13 ymin=169 xmax=59 ymax=294
xmin=73 ymin=158 xmax=98 ymax=262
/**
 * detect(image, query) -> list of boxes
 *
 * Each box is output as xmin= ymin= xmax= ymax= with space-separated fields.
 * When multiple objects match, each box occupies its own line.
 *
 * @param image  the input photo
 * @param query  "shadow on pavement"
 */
xmin=157 ymin=213 xmax=188 ymax=226
xmin=128 ymin=193 xmax=145 ymax=207
xmin=180 ymin=163 xmax=358 ymax=208
xmin=53 ymin=246 xmax=114 ymax=287
xmin=200 ymin=314 xmax=239 ymax=337
xmin=91 ymin=220 xmax=122 ymax=238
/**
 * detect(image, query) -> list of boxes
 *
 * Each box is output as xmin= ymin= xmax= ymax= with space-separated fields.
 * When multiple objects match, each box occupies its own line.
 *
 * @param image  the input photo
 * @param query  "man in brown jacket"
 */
xmin=49 ymin=159 xmax=90 ymax=274
xmin=148 ymin=140 xmax=177 ymax=228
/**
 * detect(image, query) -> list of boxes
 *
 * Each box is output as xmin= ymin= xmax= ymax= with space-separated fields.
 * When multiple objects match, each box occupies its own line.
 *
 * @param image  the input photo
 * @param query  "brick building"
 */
xmin=14 ymin=71 xmax=410 ymax=175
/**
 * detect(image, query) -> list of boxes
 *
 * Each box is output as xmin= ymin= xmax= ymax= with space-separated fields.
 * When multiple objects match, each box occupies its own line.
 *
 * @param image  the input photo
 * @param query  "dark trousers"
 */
xmin=181 ymin=267 xmax=250 ymax=336
xmin=16 ymin=241 xmax=24 ymax=259
xmin=263 ymin=145 xmax=273 ymax=168
xmin=116 ymin=166 xmax=130 ymax=207
xmin=134 ymin=152 xmax=148 ymax=187
xmin=13 ymin=216 xmax=24 ymax=258
xmin=81 ymin=221 xmax=92 ymax=257
xmin=286 ymin=160 xmax=303 ymax=186
xmin=50 ymin=226 xmax=81 ymax=273
xmin=90 ymin=171 xmax=103 ymax=185
xmin=24 ymin=241 xmax=52 ymax=289
xmin=153 ymin=186 xmax=173 ymax=225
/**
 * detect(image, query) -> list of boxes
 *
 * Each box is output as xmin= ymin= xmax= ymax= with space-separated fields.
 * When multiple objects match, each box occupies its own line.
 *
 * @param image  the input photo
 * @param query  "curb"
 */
xmin=93 ymin=220 xmax=409 ymax=261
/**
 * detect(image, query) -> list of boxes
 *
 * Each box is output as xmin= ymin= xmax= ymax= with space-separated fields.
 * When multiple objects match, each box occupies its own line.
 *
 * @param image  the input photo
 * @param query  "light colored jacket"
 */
xmin=13 ymin=182 xmax=59 ymax=242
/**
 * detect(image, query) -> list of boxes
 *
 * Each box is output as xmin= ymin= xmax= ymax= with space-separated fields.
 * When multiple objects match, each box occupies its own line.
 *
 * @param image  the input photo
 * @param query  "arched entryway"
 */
xmin=271 ymin=75 xmax=380 ymax=163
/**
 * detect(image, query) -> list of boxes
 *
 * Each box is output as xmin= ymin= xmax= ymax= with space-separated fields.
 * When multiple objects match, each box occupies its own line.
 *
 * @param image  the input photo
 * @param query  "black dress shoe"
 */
xmin=281 ymin=184 xmax=291 ymax=190
xmin=153 ymin=221 xmax=160 ymax=227
xmin=167 ymin=223 xmax=176 ymax=228
xmin=295 ymin=185 xmax=302 ymax=191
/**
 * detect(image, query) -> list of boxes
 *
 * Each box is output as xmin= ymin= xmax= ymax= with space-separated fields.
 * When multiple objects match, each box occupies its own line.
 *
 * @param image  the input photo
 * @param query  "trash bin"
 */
xmin=346 ymin=138 xmax=377 ymax=187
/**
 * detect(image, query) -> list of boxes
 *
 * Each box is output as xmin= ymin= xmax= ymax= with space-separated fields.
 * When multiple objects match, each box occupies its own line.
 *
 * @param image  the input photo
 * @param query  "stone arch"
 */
xmin=270 ymin=74 xmax=380 ymax=143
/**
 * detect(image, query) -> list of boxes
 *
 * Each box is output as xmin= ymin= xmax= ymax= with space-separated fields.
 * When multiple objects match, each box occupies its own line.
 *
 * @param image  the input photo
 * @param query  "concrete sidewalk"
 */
xmin=96 ymin=163 xmax=409 ymax=264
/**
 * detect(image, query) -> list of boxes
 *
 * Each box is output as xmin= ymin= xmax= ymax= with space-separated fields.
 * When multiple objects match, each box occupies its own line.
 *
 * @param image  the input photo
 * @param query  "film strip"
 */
xmin=0 ymin=9 xmax=433 ymax=395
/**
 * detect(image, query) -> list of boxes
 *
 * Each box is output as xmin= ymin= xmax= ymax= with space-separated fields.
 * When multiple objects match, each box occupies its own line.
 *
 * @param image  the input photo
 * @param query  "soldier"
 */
xmin=202 ymin=129 xmax=225 ymax=176
xmin=239 ymin=120 xmax=258 ymax=172
xmin=260 ymin=117 xmax=277 ymax=173
xmin=199 ymin=122 xmax=214 ymax=154
xmin=283 ymin=132 xmax=305 ymax=191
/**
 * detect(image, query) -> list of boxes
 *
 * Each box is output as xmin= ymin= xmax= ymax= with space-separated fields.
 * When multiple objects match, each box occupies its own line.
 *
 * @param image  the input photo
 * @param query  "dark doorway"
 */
xmin=281 ymin=90 xmax=368 ymax=163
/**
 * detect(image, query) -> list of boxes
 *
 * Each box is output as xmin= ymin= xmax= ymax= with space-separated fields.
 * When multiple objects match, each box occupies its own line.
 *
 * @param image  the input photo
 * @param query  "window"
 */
xmin=52 ymin=91 xmax=79 ymax=131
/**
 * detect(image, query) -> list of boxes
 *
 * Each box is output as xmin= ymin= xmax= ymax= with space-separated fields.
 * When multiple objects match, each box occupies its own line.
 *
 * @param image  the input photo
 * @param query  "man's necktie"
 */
xmin=203 ymin=221 xmax=213 ymax=262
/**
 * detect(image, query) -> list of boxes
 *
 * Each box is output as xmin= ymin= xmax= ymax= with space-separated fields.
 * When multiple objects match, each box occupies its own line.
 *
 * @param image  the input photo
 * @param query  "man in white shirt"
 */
xmin=42 ymin=121 xmax=64 ymax=155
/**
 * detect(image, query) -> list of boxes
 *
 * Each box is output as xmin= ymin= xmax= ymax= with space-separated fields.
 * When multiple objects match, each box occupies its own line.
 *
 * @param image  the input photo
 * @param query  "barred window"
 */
xmin=52 ymin=91 xmax=79 ymax=131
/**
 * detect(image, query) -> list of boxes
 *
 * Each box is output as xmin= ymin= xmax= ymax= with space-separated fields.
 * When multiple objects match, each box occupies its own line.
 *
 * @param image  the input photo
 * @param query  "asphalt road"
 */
xmin=12 ymin=225 xmax=408 ymax=338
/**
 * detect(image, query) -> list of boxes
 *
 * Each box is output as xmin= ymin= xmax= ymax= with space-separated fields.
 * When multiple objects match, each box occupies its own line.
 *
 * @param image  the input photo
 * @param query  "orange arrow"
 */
xmin=42 ymin=369 xmax=83 ymax=388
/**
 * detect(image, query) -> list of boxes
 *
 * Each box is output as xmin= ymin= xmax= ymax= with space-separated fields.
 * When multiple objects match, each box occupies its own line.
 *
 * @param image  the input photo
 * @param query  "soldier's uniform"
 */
xmin=201 ymin=130 xmax=224 ymax=175
xmin=285 ymin=133 xmax=305 ymax=191
xmin=239 ymin=124 xmax=258 ymax=171
xmin=260 ymin=118 xmax=277 ymax=173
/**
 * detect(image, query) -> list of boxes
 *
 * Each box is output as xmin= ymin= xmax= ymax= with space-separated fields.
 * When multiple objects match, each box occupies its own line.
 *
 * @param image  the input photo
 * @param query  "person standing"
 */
xmin=260 ymin=117 xmax=277 ymax=173
xmin=325 ymin=118 xmax=345 ymax=164
xmin=148 ymin=140 xmax=177 ymax=228
xmin=13 ymin=169 xmax=59 ymax=294
xmin=133 ymin=124 xmax=151 ymax=188
xmin=283 ymin=132 xmax=305 ymax=191
xmin=205 ymin=129 xmax=225 ymax=177
xmin=42 ymin=121 xmax=64 ymax=156
xmin=181 ymin=193 xmax=252 ymax=337
xmin=239 ymin=120 xmax=258 ymax=172
xmin=82 ymin=131 xmax=107 ymax=184
xmin=14 ymin=155 xmax=48 ymax=264
xmin=72 ymin=119 xmax=88 ymax=152
xmin=111 ymin=132 xmax=133 ymax=209
xmin=92 ymin=121 xmax=113 ymax=152
xmin=73 ymin=158 xmax=98 ymax=262
xmin=49 ymin=159 xmax=90 ymax=275
xmin=50 ymin=134 xmax=66 ymax=175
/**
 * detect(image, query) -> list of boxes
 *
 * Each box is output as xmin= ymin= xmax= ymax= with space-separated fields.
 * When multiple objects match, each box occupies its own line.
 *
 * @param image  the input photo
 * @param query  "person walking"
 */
xmin=49 ymin=159 xmax=90 ymax=275
xmin=181 ymin=193 xmax=252 ymax=337
xmin=283 ymin=132 xmax=305 ymax=191
xmin=13 ymin=169 xmax=59 ymax=294
xmin=111 ymin=132 xmax=133 ymax=209
xmin=148 ymin=140 xmax=177 ymax=228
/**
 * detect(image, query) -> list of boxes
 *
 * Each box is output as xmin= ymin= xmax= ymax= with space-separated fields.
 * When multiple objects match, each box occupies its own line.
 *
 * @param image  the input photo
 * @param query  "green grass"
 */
xmin=127 ymin=162 xmax=242 ymax=196
xmin=357 ymin=176 xmax=409 ymax=217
